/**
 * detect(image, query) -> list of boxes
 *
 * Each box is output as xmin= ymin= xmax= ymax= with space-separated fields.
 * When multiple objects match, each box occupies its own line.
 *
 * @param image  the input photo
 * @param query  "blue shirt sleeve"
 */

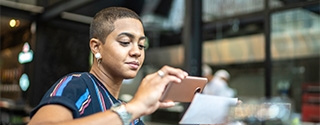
xmin=30 ymin=73 xmax=88 ymax=118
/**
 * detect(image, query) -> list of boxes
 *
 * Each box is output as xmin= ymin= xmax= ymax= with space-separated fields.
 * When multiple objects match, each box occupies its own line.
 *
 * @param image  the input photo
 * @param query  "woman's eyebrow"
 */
xmin=139 ymin=36 xmax=146 ymax=41
xmin=118 ymin=32 xmax=146 ymax=41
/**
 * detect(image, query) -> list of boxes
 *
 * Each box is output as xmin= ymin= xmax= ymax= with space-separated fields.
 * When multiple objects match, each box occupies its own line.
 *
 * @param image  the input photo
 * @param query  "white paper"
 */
xmin=179 ymin=93 xmax=238 ymax=125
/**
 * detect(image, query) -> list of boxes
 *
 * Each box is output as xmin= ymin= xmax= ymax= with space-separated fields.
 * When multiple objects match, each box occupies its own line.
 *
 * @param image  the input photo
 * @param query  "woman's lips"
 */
xmin=126 ymin=61 xmax=139 ymax=69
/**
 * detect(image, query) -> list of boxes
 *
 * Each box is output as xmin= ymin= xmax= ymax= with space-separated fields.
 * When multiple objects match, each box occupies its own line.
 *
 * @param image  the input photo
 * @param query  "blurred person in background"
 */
xmin=202 ymin=64 xmax=235 ymax=98
xmin=28 ymin=7 xmax=188 ymax=125
xmin=202 ymin=64 xmax=243 ymax=125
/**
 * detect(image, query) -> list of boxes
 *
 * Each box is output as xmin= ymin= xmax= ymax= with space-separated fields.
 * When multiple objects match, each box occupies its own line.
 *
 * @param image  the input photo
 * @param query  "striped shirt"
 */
xmin=30 ymin=72 xmax=144 ymax=125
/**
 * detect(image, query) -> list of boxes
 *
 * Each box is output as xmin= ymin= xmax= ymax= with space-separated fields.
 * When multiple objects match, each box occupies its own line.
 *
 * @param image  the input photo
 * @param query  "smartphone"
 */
xmin=160 ymin=76 xmax=208 ymax=102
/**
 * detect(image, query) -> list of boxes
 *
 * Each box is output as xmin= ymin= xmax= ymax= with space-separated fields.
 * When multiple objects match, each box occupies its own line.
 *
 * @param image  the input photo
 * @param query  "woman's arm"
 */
xmin=28 ymin=104 xmax=123 ymax=125
xmin=29 ymin=65 xmax=188 ymax=125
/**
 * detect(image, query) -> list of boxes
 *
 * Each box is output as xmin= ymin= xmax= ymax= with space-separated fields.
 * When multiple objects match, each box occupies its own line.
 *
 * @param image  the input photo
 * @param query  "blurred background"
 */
xmin=0 ymin=0 xmax=319 ymax=124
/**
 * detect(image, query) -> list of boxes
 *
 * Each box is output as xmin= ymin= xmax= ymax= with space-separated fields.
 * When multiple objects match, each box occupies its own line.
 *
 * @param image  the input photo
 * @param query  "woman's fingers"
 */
xmin=159 ymin=101 xmax=176 ymax=108
xmin=158 ymin=65 xmax=188 ymax=80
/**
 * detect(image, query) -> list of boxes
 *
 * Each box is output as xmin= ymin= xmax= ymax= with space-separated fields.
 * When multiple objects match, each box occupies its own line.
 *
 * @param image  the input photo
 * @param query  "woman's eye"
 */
xmin=138 ymin=44 xmax=145 ymax=50
xmin=119 ymin=42 xmax=130 ymax=46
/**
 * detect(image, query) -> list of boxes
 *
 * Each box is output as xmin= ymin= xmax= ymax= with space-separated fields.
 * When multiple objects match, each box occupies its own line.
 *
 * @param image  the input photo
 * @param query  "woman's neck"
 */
xmin=90 ymin=65 xmax=123 ymax=99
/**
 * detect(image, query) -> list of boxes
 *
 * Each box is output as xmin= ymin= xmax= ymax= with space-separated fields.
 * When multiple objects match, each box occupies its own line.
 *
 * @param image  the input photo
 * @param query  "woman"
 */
xmin=29 ymin=7 xmax=188 ymax=125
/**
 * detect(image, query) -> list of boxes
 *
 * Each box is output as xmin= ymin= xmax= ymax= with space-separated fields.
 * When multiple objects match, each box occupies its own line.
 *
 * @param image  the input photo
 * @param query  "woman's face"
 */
xmin=100 ymin=18 xmax=146 ymax=79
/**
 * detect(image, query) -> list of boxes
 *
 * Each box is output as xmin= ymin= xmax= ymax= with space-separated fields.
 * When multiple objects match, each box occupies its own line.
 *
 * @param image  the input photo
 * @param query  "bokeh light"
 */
xmin=9 ymin=19 xmax=20 ymax=28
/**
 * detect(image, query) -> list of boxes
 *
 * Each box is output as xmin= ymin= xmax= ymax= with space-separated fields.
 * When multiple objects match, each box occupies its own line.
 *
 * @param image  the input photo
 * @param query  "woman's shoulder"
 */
xmin=51 ymin=72 xmax=92 ymax=91
xmin=59 ymin=72 xmax=91 ymax=83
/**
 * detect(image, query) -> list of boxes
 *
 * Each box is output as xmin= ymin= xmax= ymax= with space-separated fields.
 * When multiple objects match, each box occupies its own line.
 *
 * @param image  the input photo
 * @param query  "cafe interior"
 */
xmin=1 ymin=0 xmax=319 ymax=124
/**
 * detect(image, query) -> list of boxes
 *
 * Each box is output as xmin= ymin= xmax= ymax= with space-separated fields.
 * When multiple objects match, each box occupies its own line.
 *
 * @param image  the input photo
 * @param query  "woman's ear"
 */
xmin=89 ymin=38 xmax=101 ymax=53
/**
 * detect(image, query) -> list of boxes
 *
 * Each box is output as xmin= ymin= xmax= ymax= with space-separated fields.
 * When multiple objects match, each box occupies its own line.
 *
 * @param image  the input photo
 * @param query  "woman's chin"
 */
xmin=124 ymin=73 xmax=137 ymax=79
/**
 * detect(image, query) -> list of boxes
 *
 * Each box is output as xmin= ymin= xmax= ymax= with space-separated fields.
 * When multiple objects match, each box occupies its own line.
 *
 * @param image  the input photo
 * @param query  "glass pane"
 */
xmin=271 ymin=6 xmax=320 ymax=119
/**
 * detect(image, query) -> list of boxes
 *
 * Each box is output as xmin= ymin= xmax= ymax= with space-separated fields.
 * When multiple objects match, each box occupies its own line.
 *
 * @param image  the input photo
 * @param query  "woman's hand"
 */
xmin=126 ymin=65 xmax=188 ymax=119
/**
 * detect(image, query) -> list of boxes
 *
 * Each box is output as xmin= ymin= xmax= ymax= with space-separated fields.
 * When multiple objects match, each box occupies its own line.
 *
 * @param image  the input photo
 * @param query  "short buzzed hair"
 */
xmin=89 ymin=7 xmax=142 ymax=43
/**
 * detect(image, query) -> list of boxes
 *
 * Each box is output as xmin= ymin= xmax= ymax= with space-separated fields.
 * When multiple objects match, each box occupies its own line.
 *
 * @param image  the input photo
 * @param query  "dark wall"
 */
xmin=28 ymin=20 xmax=90 ymax=107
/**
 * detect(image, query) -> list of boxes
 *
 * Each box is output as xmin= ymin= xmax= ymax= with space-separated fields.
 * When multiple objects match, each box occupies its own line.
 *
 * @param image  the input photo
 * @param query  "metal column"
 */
xmin=183 ymin=0 xmax=203 ymax=76
xmin=264 ymin=0 xmax=272 ymax=98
